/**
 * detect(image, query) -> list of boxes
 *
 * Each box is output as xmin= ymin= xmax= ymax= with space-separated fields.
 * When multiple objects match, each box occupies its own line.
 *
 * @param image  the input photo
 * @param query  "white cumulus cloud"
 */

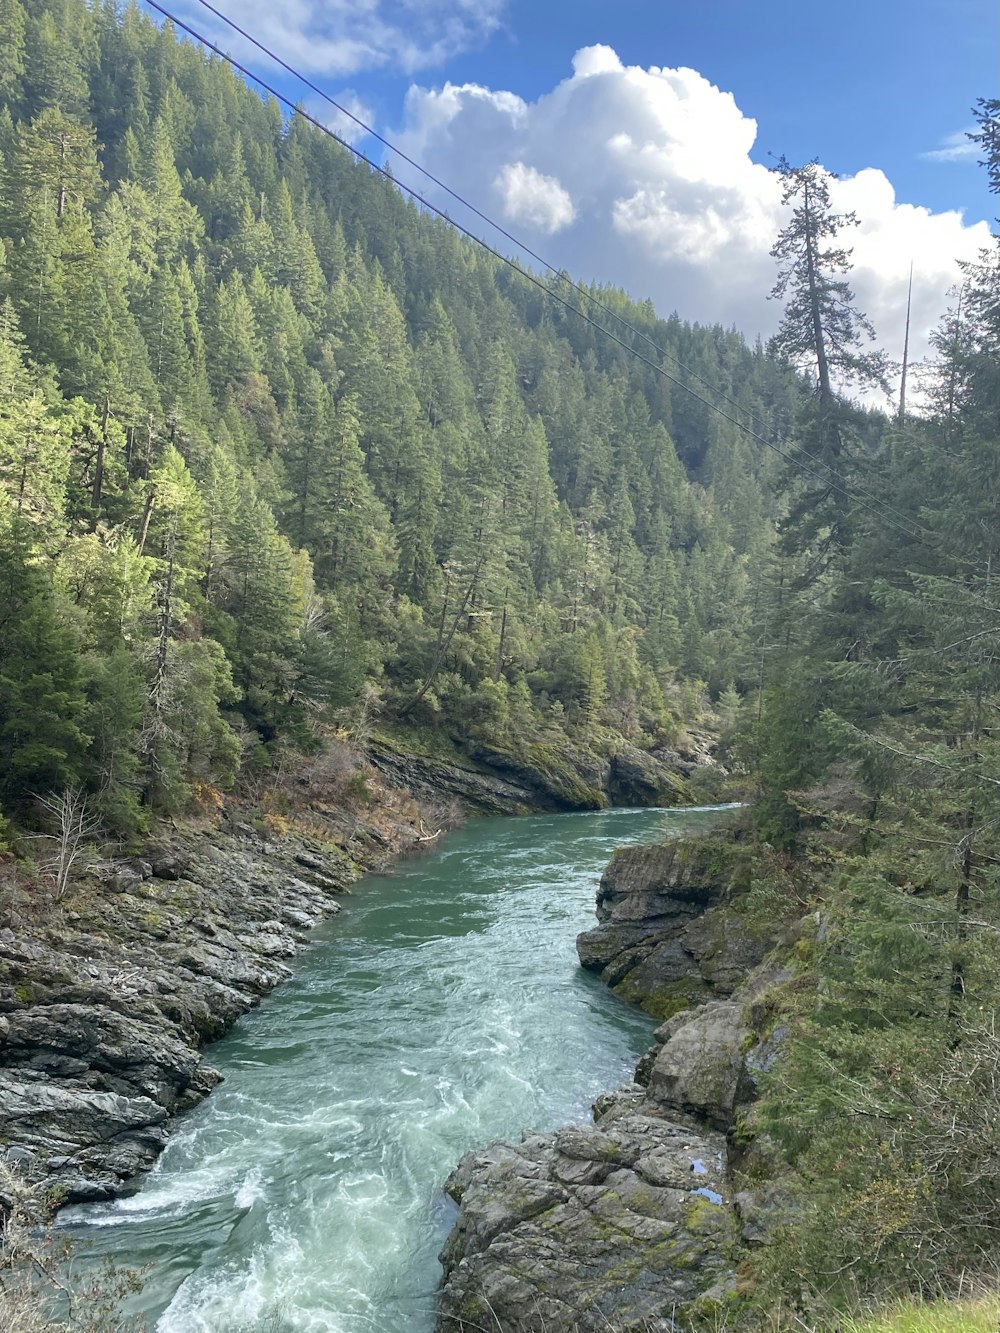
xmin=168 ymin=0 xmax=507 ymax=76
xmin=394 ymin=47 xmax=993 ymax=404
xmin=495 ymin=162 xmax=575 ymax=233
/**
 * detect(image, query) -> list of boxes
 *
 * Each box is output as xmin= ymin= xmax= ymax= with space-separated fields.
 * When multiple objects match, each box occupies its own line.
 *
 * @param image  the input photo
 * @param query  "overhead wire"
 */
xmin=144 ymin=0 xmax=933 ymax=549
xmin=188 ymin=0 xmax=937 ymax=546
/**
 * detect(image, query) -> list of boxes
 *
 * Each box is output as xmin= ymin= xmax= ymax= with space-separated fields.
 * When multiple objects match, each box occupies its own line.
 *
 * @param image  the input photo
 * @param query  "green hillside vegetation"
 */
xmin=731 ymin=101 xmax=1000 ymax=1317
xmin=0 ymin=0 xmax=804 ymax=842
xmin=3 ymin=1 xmax=1000 ymax=1326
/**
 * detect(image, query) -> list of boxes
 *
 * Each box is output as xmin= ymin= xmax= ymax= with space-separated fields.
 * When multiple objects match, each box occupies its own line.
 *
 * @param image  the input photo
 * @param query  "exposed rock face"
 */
xmin=367 ymin=742 xmax=548 ymax=816
xmin=0 ymin=821 xmax=398 ymax=1205
xmin=576 ymin=835 xmax=765 ymax=1018
xmin=437 ymin=829 xmax=781 ymax=1332
xmin=438 ymin=1090 xmax=737 ymax=1333
xmin=368 ymin=738 xmax=695 ymax=816
xmin=606 ymin=745 xmax=694 ymax=809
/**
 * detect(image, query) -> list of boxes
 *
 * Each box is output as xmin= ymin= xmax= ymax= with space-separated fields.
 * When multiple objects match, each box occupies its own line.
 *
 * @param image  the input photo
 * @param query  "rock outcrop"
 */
xmin=366 ymin=741 xmax=548 ymax=816
xmin=0 ymin=829 xmax=364 ymax=1204
xmin=437 ymin=829 xmax=784 ymax=1332
xmin=438 ymin=1090 xmax=737 ymax=1333
xmin=647 ymin=1002 xmax=751 ymax=1130
xmin=576 ymin=835 xmax=766 ymax=1018
xmin=368 ymin=737 xmax=697 ymax=816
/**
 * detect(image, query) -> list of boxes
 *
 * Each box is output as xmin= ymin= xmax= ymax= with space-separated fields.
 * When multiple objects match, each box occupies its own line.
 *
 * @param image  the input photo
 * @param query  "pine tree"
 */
xmin=769 ymin=157 xmax=889 ymax=564
xmin=0 ymin=0 xmax=26 ymax=110
xmin=0 ymin=524 xmax=87 ymax=806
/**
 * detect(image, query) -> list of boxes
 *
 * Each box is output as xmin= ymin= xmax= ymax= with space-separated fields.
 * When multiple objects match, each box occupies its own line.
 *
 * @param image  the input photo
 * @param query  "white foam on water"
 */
xmin=233 ymin=1168 xmax=267 ymax=1210
xmin=63 ymin=805 xmax=736 ymax=1332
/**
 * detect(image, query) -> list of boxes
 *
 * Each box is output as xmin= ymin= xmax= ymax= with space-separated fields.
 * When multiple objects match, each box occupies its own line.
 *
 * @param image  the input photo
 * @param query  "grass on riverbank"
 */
xmin=740 ymin=1292 xmax=1000 ymax=1333
xmin=840 ymin=1293 xmax=1000 ymax=1333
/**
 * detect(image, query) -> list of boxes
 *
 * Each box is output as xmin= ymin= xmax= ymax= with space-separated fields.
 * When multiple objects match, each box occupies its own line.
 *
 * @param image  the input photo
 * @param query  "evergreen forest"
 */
xmin=1 ymin=0 xmax=1000 ymax=1322
xmin=0 ymin=0 xmax=801 ymax=837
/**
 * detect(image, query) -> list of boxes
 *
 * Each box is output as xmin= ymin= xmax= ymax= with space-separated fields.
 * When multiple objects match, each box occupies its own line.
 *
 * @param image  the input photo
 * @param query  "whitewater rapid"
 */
xmin=62 ymin=805 xmax=733 ymax=1332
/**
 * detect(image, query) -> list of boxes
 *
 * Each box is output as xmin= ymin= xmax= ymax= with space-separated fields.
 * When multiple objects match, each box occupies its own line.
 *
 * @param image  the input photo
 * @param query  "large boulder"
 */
xmin=647 ymin=1002 xmax=752 ymax=1129
xmin=577 ymin=836 xmax=764 ymax=1018
xmin=436 ymin=1100 xmax=737 ymax=1333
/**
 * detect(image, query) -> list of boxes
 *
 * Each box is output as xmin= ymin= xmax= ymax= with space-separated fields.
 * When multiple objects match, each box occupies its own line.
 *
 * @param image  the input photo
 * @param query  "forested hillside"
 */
xmin=735 ymin=101 xmax=1000 ymax=1312
xmin=0 ymin=0 xmax=807 ymax=838
xmin=3 ymin=0 xmax=1000 ymax=1325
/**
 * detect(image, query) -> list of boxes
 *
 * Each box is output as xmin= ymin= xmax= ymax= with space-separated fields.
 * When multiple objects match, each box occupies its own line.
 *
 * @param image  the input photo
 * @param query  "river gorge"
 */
xmin=59 ymin=805 xmax=735 ymax=1332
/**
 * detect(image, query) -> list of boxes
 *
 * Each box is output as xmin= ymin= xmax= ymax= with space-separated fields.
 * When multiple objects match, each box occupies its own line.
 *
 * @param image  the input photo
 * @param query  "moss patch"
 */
xmin=612 ymin=973 xmax=709 ymax=1020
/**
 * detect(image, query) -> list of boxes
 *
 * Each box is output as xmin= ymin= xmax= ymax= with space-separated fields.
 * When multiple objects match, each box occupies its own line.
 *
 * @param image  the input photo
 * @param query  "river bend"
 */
xmin=64 ymin=805 xmax=731 ymax=1332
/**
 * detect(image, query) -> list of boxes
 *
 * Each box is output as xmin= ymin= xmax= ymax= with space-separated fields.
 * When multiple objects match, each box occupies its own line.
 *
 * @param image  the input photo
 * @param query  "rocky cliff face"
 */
xmin=368 ymin=736 xmax=700 ymax=816
xmin=437 ymin=831 xmax=784 ymax=1332
xmin=576 ymin=835 xmax=766 ymax=1018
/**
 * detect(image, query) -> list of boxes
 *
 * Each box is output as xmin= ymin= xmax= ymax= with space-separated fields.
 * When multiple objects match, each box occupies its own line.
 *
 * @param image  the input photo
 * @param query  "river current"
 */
xmin=63 ymin=805 xmax=733 ymax=1332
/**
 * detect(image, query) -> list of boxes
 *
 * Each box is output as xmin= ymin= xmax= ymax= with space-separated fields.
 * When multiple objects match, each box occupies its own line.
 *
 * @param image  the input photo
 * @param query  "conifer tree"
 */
xmin=0 ymin=0 xmax=26 ymax=110
xmin=769 ymin=157 xmax=888 ymax=563
xmin=0 ymin=524 xmax=87 ymax=806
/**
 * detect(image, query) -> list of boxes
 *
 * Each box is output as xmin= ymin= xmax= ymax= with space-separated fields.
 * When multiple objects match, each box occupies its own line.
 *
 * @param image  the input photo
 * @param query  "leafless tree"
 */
xmin=33 ymin=786 xmax=100 ymax=902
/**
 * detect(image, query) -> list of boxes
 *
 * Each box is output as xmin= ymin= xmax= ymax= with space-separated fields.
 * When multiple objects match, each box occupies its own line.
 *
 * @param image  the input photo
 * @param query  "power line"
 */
xmin=142 ymin=0 xmax=930 ymax=548
xmin=187 ymin=0 xmax=934 ymax=545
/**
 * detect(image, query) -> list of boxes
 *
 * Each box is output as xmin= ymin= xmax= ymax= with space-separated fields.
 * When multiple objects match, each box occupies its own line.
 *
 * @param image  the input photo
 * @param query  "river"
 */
xmin=62 ymin=804 xmax=734 ymax=1332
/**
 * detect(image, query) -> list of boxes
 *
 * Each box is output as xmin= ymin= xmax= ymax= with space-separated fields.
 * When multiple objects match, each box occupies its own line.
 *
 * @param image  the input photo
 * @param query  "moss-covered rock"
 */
xmin=607 ymin=743 xmax=695 ymax=808
xmin=576 ymin=834 xmax=762 ymax=1018
xmin=648 ymin=1001 xmax=753 ymax=1129
xmin=370 ymin=728 xmax=706 ymax=816
xmin=436 ymin=1112 xmax=737 ymax=1333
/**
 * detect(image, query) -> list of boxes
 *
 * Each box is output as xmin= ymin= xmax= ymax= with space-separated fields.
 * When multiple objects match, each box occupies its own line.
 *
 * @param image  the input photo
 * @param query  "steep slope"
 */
xmin=0 ymin=0 xmax=802 ymax=841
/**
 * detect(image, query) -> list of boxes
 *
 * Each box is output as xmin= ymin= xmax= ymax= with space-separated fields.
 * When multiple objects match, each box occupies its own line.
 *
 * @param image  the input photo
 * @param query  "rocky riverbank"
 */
xmin=436 ymin=829 xmax=791 ymax=1332
xmin=0 ymin=738 xmax=707 ymax=1212
xmin=0 ymin=738 xmax=509 ymax=1208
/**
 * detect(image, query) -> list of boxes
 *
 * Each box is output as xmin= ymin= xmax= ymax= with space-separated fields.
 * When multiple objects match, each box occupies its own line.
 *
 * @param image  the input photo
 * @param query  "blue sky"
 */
xmin=158 ymin=0 xmax=997 ymax=395
xmin=361 ymin=0 xmax=996 ymax=226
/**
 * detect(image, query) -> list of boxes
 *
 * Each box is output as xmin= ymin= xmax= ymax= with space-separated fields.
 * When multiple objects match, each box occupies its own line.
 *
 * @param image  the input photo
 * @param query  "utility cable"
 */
xmin=189 ymin=0 xmax=934 ymax=544
xmin=143 ymin=0 xmax=931 ymax=548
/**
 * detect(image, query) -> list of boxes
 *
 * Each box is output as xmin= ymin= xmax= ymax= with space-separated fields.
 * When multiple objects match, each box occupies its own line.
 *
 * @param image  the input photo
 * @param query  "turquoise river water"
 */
xmin=62 ymin=805 xmax=734 ymax=1332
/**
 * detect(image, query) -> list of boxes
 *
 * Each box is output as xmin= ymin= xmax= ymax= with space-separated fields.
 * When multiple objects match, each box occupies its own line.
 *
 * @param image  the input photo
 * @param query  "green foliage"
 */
xmin=750 ymin=886 xmax=1000 ymax=1305
xmin=752 ymin=666 xmax=833 ymax=848
xmin=739 ymin=106 xmax=1000 ymax=1314
xmin=0 ymin=525 xmax=87 ymax=806
xmin=843 ymin=1295 xmax=1000 ymax=1333
xmin=0 ymin=0 xmax=803 ymax=833
xmin=768 ymin=158 xmax=889 ymax=567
